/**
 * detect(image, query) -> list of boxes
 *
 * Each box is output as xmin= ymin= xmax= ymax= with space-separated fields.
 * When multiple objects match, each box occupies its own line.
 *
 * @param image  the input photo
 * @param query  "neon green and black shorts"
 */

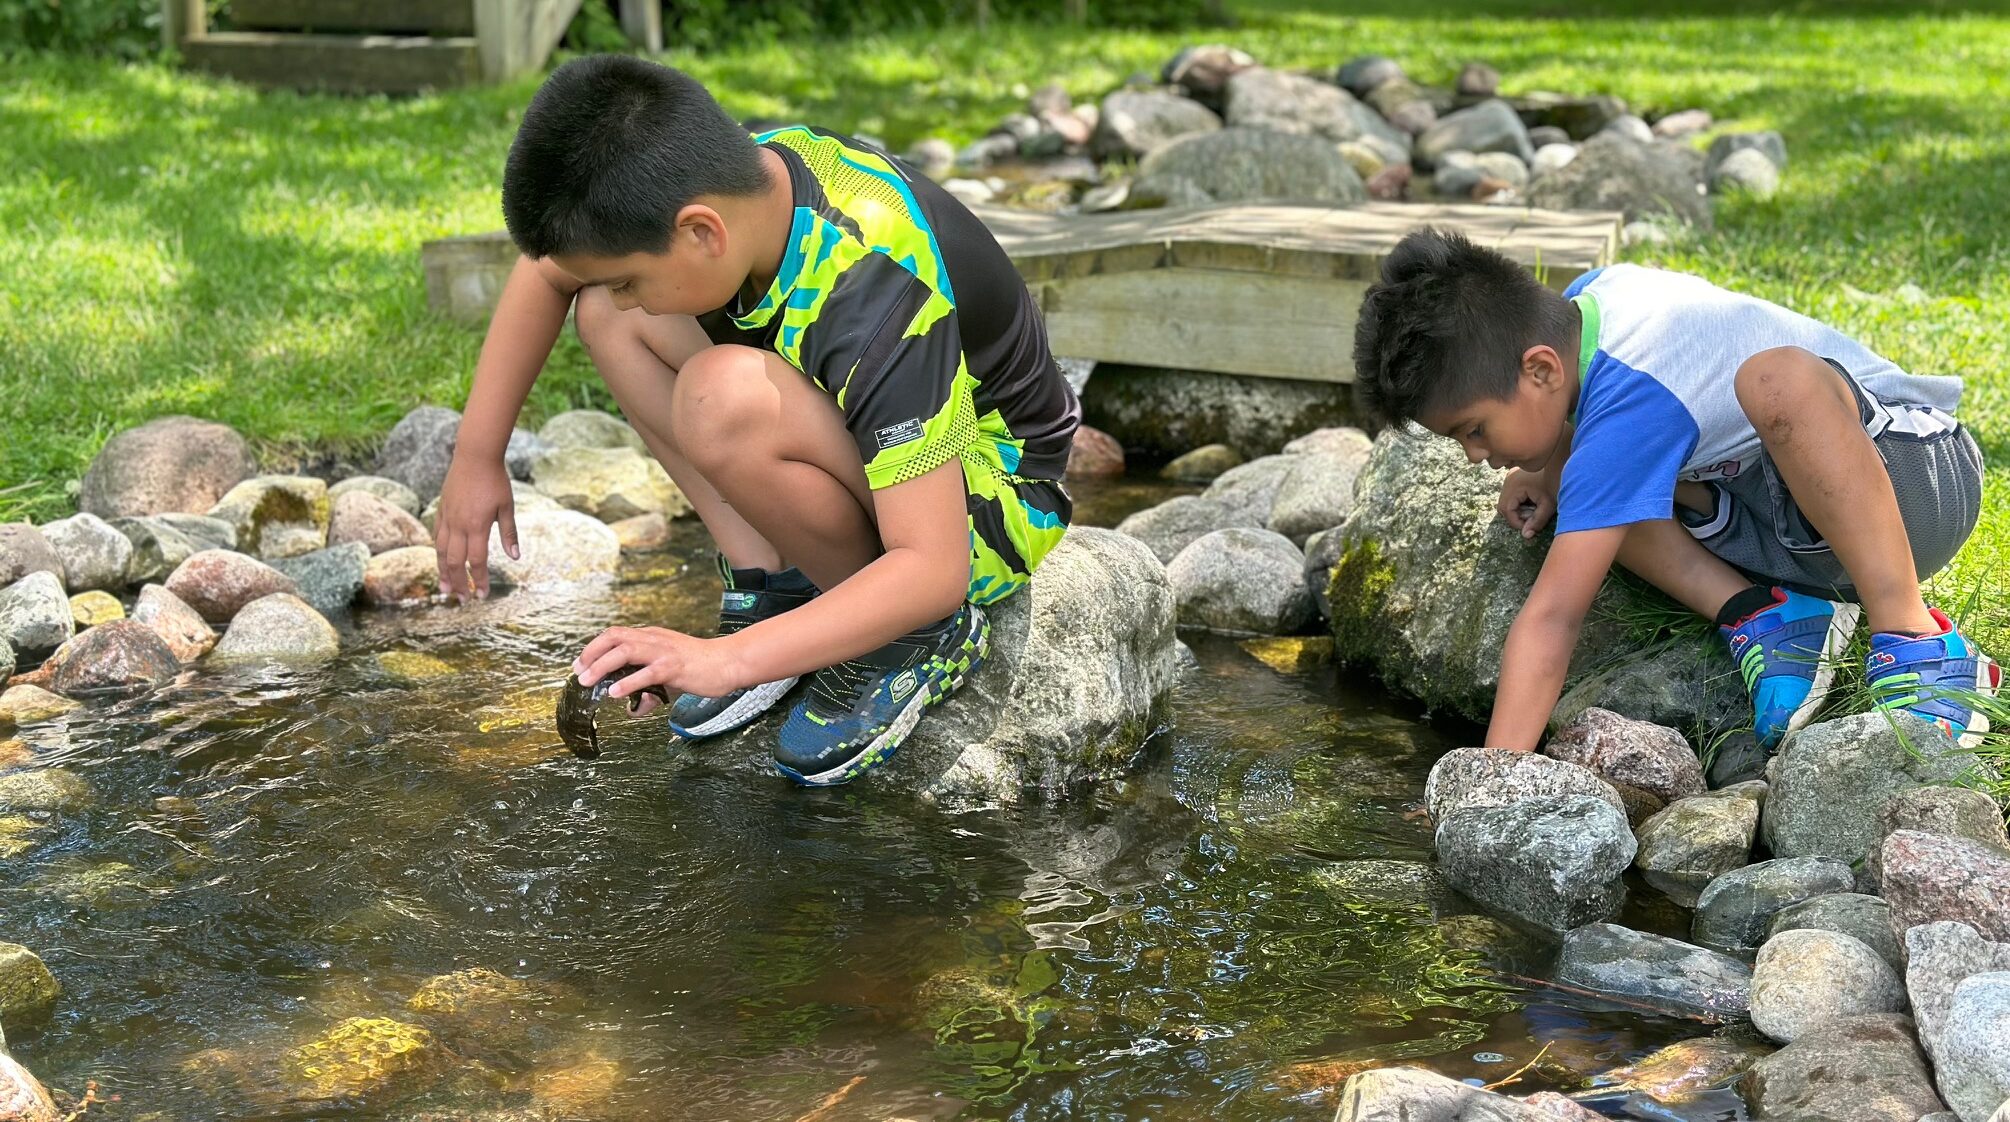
xmin=962 ymin=450 xmax=1070 ymax=606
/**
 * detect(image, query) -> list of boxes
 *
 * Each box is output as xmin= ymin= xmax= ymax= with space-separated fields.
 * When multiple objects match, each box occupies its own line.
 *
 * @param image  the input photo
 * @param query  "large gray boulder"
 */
xmin=1692 ymin=857 xmax=1856 ymax=952
xmin=110 ymin=516 xmax=206 ymax=585
xmin=1115 ymin=495 xmax=1251 ymax=564
xmin=1090 ymin=89 xmax=1222 ymax=160
xmin=270 ymin=543 xmax=371 ymax=618
xmin=1203 ymin=454 xmax=1298 ymax=527
xmin=1633 ymin=790 xmax=1759 ymax=906
xmin=0 ymin=572 xmax=74 ymax=655
xmin=1222 ymin=67 xmax=1392 ymax=148
xmin=1525 ymin=133 xmax=1710 ymax=228
xmin=39 ymin=513 xmax=133 ymax=593
xmin=1769 ymin=892 xmax=1901 ymax=971
xmin=1750 ymin=929 xmax=1906 ymax=1043
xmin=1742 ymin=1013 xmax=1947 ymax=1122
xmin=1333 ymin=1066 xmax=1536 ymax=1121
xmin=734 ymin=529 xmax=1180 ymax=803
xmin=1906 ymin=922 xmax=2010 ymax=1105
xmin=1424 ymin=747 xmax=1625 ymax=821
xmin=1081 ymin=367 xmax=1352 ymax=461
xmin=1938 ymin=973 xmax=2010 ymax=1122
xmin=1551 ymin=922 xmax=1751 ymax=1022
xmin=208 ymin=593 xmax=340 ymax=664
xmin=1265 ymin=452 xmax=1363 ymax=543
xmin=376 ymin=405 xmax=462 ymax=503
xmin=1415 ymin=99 xmax=1533 ymax=166
xmin=1435 ymin=794 xmax=1634 ymax=931
xmin=1763 ymin=711 xmax=1993 ymax=866
xmin=1328 ymin=431 xmax=1713 ymax=726
xmin=1549 ymin=636 xmax=1747 ymax=745
xmin=1134 ymin=128 xmax=1367 ymax=206
xmin=1166 ymin=527 xmax=1313 ymax=636
xmin=78 ymin=415 xmax=257 ymax=519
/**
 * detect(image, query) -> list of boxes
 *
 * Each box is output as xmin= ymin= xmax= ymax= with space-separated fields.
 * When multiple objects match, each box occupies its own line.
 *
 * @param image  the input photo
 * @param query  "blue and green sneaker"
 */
xmin=667 ymin=555 xmax=818 ymax=740
xmin=1721 ymin=587 xmax=1860 ymax=750
xmin=1867 ymin=608 xmax=2002 ymax=750
xmin=773 ymin=605 xmax=990 ymax=786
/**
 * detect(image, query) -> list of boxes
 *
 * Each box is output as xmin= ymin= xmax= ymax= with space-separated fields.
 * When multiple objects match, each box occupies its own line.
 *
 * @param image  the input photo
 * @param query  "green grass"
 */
xmin=1 ymin=0 xmax=2006 ymax=657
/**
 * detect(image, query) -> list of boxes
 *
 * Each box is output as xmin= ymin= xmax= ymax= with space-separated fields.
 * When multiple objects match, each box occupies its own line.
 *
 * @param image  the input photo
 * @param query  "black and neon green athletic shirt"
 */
xmin=697 ymin=126 xmax=1081 ymax=490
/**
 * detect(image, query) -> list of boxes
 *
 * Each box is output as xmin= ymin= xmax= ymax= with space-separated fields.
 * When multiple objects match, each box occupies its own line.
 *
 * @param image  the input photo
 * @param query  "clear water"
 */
xmin=0 ymin=478 xmax=1746 ymax=1120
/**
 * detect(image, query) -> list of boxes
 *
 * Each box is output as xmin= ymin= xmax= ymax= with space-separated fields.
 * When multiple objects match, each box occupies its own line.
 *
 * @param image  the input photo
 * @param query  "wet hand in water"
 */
xmin=574 ymin=626 xmax=739 ymax=716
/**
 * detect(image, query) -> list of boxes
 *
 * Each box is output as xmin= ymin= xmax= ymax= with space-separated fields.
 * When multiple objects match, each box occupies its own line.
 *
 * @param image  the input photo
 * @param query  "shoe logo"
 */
xmin=722 ymin=592 xmax=758 ymax=611
xmin=889 ymin=670 xmax=917 ymax=701
xmin=1870 ymin=651 xmax=1897 ymax=669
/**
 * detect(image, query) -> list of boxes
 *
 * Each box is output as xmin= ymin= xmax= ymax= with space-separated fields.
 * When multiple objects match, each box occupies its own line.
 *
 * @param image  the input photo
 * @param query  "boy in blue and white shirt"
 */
xmin=1350 ymin=228 xmax=1995 ymax=766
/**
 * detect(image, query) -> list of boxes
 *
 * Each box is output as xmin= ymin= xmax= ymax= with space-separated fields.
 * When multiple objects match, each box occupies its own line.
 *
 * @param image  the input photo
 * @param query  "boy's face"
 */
xmin=1417 ymin=346 xmax=1573 ymax=474
xmin=553 ymin=204 xmax=743 ymax=318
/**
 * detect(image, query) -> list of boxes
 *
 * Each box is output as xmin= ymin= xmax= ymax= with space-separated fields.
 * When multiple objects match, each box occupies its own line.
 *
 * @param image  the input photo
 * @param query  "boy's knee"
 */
xmin=573 ymin=287 xmax=625 ymax=354
xmin=1734 ymin=347 xmax=1846 ymax=431
xmin=671 ymin=345 xmax=775 ymax=466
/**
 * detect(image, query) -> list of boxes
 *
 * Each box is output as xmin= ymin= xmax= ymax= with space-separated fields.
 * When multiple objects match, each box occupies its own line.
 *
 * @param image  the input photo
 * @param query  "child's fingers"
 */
xmin=466 ymin=522 xmax=491 ymax=600
xmin=581 ymin=643 xmax=636 ymax=689
xmin=498 ymin=502 xmax=521 ymax=561
xmin=437 ymin=528 xmax=467 ymax=601
xmin=575 ymin=628 xmax=629 ymax=682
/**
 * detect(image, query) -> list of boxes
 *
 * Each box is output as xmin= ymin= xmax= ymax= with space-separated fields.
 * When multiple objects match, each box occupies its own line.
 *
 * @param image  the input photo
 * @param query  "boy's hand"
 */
xmin=434 ymin=456 xmax=520 ymax=601
xmin=574 ymin=627 xmax=742 ymax=716
xmin=1498 ymin=468 xmax=1559 ymax=539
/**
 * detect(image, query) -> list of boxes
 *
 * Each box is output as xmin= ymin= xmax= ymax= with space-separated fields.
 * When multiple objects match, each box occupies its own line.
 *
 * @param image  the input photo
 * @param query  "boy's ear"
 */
xmin=1522 ymin=343 xmax=1565 ymax=388
xmin=675 ymin=203 xmax=728 ymax=257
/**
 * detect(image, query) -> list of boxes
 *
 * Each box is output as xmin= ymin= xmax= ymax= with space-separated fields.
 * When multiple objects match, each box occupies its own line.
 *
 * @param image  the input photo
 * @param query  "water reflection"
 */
xmin=0 ymin=479 xmax=1736 ymax=1119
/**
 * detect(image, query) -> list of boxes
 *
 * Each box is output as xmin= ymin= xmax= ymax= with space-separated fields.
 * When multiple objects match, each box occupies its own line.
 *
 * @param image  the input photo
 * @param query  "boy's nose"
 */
xmin=1464 ymin=444 xmax=1488 ymax=466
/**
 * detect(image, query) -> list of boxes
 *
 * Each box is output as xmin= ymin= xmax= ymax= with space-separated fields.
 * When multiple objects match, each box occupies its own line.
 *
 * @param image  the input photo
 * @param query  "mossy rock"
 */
xmin=284 ymin=1016 xmax=439 ymax=1102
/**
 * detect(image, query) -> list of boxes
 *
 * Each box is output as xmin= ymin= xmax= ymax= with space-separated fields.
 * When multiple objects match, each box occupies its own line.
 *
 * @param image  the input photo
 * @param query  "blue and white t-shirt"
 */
xmin=1554 ymin=264 xmax=1964 ymax=535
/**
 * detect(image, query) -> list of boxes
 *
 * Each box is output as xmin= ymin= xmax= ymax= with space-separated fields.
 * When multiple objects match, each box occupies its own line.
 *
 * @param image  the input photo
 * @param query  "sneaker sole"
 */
xmin=670 ymin=676 xmax=799 ymax=740
xmin=777 ymin=609 xmax=992 ymax=788
xmin=1782 ymin=602 xmax=1861 ymax=746
xmin=1956 ymin=652 xmax=2000 ymax=750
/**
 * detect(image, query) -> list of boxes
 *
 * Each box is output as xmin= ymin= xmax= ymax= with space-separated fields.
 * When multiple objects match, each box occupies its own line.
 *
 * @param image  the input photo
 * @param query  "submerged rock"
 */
xmin=1333 ymin=1066 xmax=1521 ymax=1121
xmin=609 ymin=512 xmax=670 ymax=552
xmin=208 ymin=594 xmax=340 ymax=664
xmin=0 ymin=769 xmax=91 ymax=813
xmin=164 ymin=550 xmax=301 ymax=623
xmin=1691 ymin=857 xmax=1855 ymax=952
xmin=1552 ymin=923 xmax=1752 ymax=1022
xmin=1742 ymin=1013 xmax=1946 ymax=1122
xmin=1543 ymin=706 xmax=1704 ymax=803
xmin=0 ymin=687 xmax=78 ymax=727
xmin=737 ymin=528 xmax=1179 ymax=803
xmin=1167 ymin=527 xmax=1313 ymax=636
xmin=1594 ymin=1036 xmax=1769 ymax=1105
xmin=1750 ymin=929 xmax=1906 ymax=1043
xmin=0 ymin=942 xmax=58 ymax=1020
xmin=1436 ymin=794 xmax=1634 ymax=931
xmin=78 ymin=415 xmax=257 ymax=519
xmin=1762 ymin=711 xmax=1992 ymax=866
xmin=1882 ymin=830 xmax=2010 ymax=942
xmin=283 ymin=1016 xmax=440 ymax=1103
xmin=1633 ymin=790 xmax=1759 ymax=906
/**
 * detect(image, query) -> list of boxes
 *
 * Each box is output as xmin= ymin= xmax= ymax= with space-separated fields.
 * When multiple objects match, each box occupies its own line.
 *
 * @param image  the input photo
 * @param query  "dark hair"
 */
xmin=501 ymin=55 xmax=770 ymax=259
xmin=1350 ymin=227 xmax=1578 ymax=425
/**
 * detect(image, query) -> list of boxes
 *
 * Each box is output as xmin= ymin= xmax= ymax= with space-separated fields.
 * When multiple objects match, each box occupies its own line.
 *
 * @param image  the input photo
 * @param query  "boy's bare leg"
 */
xmin=1734 ymin=346 xmax=1937 ymax=635
xmin=667 ymin=344 xmax=883 ymax=593
xmin=1615 ymin=512 xmax=1753 ymax=620
xmin=574 ymin=288 xmax=786 ymax=573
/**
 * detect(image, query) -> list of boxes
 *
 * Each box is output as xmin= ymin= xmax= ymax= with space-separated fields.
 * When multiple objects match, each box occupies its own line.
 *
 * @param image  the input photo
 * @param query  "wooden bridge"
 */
xmin=421 ymin=200 xmax=1622 ymax=384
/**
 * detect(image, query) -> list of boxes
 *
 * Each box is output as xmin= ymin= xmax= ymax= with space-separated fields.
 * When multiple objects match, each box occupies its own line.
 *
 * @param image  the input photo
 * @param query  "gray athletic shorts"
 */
xmin=1679 ymin=358 xmax=1984 ymax=601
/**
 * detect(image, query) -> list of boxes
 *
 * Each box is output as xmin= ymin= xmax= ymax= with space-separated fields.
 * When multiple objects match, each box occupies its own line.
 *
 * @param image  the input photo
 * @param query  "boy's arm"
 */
xmin=436 ymin=255 xmax=582 ymax=599
xmin=580 ymin=459 xmax=970 ymax=701
xmin=1484 ymin=524 xmax=1627 ymax=750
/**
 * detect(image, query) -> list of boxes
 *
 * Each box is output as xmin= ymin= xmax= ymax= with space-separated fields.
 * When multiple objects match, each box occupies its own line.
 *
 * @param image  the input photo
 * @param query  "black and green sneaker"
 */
xmin=667 ymin=555 xmax=818 ymax=739
xmin=772 ymin=604 xmax=990 ymax=786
